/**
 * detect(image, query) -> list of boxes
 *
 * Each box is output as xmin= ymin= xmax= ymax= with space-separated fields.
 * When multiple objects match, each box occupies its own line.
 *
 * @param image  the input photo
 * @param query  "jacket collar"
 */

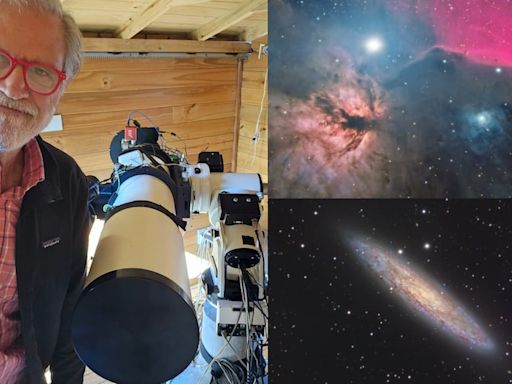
xmin=20 ymin=136 xmax=63 ymax=215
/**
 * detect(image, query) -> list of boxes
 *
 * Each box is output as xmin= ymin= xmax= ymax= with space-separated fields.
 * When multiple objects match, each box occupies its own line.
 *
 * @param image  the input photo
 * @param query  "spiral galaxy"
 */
xmin=348 ymin=236 xmax=494 ymax=352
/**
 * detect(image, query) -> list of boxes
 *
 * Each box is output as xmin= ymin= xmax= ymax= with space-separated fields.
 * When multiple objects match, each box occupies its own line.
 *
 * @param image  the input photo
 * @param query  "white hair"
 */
xmin=1 ymin=0 xmax=82 ymax=81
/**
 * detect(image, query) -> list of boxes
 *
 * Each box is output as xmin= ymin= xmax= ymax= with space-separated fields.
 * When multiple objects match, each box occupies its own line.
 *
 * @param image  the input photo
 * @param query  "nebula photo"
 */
xmin=269 ymin=0 xmax=512 ymax=197
xmin=270 ymin=199 xmax=512 ymax=383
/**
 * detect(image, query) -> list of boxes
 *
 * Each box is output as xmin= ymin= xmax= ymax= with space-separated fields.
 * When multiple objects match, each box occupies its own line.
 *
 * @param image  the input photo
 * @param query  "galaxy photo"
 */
xmin=270 ymin=199 xmax=512 ymax=383
xmin=269 ymin=0 xmax=512 ymax=197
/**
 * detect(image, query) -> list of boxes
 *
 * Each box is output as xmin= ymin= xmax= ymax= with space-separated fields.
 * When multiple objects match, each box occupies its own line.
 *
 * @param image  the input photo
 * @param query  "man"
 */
xmin=0 ymin=0 xmax=88 ymax=383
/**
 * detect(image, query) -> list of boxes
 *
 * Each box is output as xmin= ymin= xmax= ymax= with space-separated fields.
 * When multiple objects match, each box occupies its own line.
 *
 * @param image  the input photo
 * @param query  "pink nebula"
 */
xmin=395 ymin=0 xmax=512 ymax=66
xmin=269 ymin=56 xmax=388 ymax=197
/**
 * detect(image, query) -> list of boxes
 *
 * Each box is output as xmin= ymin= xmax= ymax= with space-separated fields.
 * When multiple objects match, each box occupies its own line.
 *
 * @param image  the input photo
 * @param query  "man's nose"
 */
xmin=0 ymin=65 xmax=29 ymax=100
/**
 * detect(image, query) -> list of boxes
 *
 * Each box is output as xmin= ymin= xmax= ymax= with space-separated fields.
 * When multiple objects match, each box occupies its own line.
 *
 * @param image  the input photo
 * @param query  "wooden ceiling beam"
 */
xmin=81 ymin=37 xmax=251 ymax=54
xmin=241 ymin=24 xmax=268 ymax=42
xmin=192 ymin=0 xmax=266 ymax=41
xmin=116 ymin=0 xmax=212 ymax=40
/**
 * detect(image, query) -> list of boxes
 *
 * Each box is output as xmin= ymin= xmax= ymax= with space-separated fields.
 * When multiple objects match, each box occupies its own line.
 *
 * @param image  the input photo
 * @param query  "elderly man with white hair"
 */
xmin=0 ymin=0 xmax=88 ymax=382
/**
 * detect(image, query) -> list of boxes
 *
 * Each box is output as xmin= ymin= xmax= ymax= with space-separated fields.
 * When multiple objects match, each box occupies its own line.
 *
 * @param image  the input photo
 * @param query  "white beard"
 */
xmin=0 ymin=92 xmax=54 ymax=153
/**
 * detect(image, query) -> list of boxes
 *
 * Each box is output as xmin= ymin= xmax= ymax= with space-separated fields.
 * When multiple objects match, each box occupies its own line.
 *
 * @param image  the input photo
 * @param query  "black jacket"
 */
xmin=15 ymin=136 xmax=89 ymax=384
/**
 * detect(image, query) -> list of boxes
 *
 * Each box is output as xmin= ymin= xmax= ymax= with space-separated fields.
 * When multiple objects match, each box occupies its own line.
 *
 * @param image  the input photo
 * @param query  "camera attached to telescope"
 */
xmin=72 ymin=120 xmax=267 ymax=384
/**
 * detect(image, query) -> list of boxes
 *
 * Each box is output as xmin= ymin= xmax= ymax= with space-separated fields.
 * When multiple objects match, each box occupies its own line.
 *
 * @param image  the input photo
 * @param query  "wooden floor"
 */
xmin=84 ymin=368 xmax=112 ymax=384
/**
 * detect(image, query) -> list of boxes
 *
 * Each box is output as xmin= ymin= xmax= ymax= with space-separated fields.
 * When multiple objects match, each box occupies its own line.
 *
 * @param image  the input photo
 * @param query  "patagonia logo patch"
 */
xmin=41 ymin=237 xmax=61 ymax=249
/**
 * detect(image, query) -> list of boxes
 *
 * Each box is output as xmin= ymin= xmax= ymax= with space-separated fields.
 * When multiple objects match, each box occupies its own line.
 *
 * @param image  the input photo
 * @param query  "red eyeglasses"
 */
xmin=0 ymin=48 xmax=67 ymax=96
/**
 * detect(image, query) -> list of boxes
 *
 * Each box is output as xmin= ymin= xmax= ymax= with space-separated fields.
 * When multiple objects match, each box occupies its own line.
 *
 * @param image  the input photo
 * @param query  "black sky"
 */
xmin=269 ymin=199 xmax=512 ymax=383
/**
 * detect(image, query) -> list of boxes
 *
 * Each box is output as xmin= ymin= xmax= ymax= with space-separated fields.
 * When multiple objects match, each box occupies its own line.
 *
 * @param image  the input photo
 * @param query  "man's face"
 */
xmin=0 ymin=5 xmax=66 ymax=153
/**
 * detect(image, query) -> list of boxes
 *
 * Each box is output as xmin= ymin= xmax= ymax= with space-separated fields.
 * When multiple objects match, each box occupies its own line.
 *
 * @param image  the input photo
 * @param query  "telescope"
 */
xmin=71 ymin=124 xmax=267 ymax=384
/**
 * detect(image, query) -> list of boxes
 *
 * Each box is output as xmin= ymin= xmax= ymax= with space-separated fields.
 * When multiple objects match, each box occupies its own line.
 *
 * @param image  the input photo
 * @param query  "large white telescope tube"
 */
xmin=72 ymin=170 xmax=199 ymax=384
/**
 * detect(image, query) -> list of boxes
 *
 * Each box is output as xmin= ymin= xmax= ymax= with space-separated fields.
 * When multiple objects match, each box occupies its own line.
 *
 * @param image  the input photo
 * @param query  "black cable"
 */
xmin=242 ymin=269 xmax=268 ymax=383
xmin=160 ymin=130 xmax=188 ymax=158
xmin=243 ymin=268 xmax=267 ymax=300
xmin=241 ymin=270 xmax=268 ymax=319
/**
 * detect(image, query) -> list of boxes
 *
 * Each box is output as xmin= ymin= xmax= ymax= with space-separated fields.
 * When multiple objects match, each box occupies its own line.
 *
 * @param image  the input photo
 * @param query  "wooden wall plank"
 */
xmin=54 ymin=112 xmax=234 ymax=144
xmin=78 ymin=57 xmax=236 ymax=72
xmin=172 ymin=101 xmax=235 ymax=123
xmin=236 ymin=37 xmax=267 ymax=182
xmin=241 ymin=90 xmax=268 ymax=105
xmin=57 ymin=106 xmax=172 ymax=133
xmin=43 ymin=55 xmax=239 ymax=254
xmin=68 ymin=68 xmax=236 ymax=93
xmin=240 ymin=104 xmax=267 ymax=129
xmin=43 ymin=129 xmax=233 ymax=163
xmin=57 ymin=85 xmax=236 ymax=115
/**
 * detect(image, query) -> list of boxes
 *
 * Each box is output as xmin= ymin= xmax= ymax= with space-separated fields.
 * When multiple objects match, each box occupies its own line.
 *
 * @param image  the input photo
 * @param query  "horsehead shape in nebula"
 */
xmin=269 ymin=0 xmax=512 ymax=198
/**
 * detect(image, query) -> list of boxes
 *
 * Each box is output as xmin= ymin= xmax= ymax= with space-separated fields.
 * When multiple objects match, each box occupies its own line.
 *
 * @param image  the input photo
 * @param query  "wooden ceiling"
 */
xmin=62 ymin=0 xmax=268 ymax=47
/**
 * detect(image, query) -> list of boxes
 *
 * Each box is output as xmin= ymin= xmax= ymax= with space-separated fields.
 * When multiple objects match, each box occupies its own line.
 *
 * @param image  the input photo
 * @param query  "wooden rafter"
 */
xmin=81 ymin=37 xmax=251 ymax=53
xmin=192 ymin=0 xmax=266 ymax=41
xmin=241 ymin=23 xmax=268 ymax=42
xmin=116 ymin=0 xmax=212 ymax=39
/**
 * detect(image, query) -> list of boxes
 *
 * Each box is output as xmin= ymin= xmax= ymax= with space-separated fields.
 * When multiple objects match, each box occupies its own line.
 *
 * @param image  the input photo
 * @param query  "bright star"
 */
xmin=477 ymin=113 xmax=488 ymax=125
xmin=365 ymin=37 xmax=384 ymax=53
xmin=424 ymin=243 xmax=431 ymax=250
xmin=496 ymin=67 xmax=502 ymax=74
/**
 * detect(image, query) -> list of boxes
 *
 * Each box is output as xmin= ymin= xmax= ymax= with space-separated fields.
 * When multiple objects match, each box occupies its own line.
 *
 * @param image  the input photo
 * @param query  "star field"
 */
xmin=269 ymin=0 xmax=512 ymax=197
xmin=269 ymin=199 xmax=512 ymax=383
